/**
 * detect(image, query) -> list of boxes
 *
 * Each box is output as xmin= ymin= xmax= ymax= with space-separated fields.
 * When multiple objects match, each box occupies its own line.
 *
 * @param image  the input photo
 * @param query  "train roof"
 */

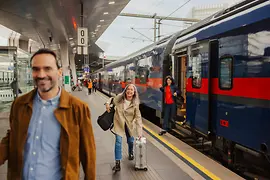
xmin=178 ymin=0 xmax=263 ymax=38
xmin=93 ymin=0 xmax=268 ymax=74
xmin=96 ymin=34 xmax=176 ymax=71
xmin=172 ymin=0 xmax=269 ymax=52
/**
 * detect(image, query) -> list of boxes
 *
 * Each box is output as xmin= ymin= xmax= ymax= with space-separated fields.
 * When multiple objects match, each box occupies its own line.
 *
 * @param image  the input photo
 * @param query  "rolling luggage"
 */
xmin=71 ymin=85 xmax=76 ymax=91
xmin=134 ymin=137 xmax=148 ymax=171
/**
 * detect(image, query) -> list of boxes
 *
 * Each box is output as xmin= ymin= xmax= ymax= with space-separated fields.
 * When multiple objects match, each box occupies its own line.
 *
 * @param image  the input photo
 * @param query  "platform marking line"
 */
xmin=143 ymin=125 xmax=221 ymax=180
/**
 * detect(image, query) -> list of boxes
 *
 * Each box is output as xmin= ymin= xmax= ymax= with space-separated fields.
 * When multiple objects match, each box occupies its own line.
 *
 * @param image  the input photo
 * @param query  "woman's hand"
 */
xmin=173 ymin=92 xmax=177 ymax=96
xmin=105 ymin=103 xmax=111 ymax=112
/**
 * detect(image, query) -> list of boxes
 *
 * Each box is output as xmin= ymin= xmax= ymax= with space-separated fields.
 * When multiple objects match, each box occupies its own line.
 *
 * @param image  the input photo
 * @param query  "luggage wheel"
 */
xmin=134 ymin=167 xmax=148 ymax=171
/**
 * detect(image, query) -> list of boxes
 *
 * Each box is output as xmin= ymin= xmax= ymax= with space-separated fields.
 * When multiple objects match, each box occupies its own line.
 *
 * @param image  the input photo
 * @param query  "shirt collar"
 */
xmin=36 ymin=87 xmax=61 ymax=105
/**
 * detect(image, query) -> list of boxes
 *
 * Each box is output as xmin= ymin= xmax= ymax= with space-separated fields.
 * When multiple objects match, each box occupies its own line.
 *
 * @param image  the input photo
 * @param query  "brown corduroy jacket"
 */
xmin=0 ymin=88 xmax=96 ymax=180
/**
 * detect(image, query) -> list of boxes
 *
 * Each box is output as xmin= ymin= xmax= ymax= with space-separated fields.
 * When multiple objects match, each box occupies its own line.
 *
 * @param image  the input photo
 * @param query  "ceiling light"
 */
xmin=104 ymin=12 xmax=109 ymax=15
xmin=109 ymin=1 xmax=115 ymax=5
xmin=69 ymin=37 xmax=73 ymax=40
xmin=95 ymin=29 xmax=98 ymax=32
xmin=97 ymin=25 xmax=101 ymax=27
xmin=100 ymin=19 xmax=105 ymax=22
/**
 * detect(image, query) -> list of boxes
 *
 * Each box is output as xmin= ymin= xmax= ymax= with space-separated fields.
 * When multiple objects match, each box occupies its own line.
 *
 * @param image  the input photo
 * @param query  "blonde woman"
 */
xmin=105 ymin=84 xmax=143 ymax=172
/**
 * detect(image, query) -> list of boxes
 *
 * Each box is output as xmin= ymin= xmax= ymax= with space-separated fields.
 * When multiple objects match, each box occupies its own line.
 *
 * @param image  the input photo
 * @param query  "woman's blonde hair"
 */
xmin=117 ymin=84 xmax=140 ymax=105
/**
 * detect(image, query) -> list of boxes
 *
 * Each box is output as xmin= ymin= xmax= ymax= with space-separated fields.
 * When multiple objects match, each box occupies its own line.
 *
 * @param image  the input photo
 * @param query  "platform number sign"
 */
xmin=77 ymin=27 xmax=88 ymax=46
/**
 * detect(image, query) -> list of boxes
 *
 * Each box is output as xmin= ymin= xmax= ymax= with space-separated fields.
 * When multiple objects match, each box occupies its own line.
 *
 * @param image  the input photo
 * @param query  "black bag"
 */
xmin=97 ymin=98 xmax=115 ymax=131
xmin=176 ymin=95 xmax=184 ymax=106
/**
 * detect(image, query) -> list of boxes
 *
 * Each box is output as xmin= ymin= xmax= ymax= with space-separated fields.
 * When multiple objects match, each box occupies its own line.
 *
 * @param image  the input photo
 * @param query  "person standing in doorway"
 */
xmin=0 ymin=48 xmax=96 ymax=180
xmin=159 ymin=76 xmax=179 ymax=136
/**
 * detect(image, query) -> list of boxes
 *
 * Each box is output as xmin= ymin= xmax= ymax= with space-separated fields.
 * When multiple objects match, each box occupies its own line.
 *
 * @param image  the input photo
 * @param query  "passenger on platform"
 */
xmin=120 ymin=80 xmax=126 ymax=91
xmin=159 ymin=75 xmax=179 ymax=136
xmin=88 ymin=79 xmax=93 ymax=95
xmin=10 ymin=79 xmax=22 ymax=99
xmin=0 ymin=48 xmax=96 ymax=180
xmin=105 ymin=84 xmax=143 ymax=172
xmin=93 ymin=79 xmax=97 ymax=92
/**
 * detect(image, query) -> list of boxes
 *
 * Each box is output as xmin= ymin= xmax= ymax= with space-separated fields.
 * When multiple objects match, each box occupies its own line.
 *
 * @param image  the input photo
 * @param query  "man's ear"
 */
xmin=58 ymin=68 xmax=63 ymax=77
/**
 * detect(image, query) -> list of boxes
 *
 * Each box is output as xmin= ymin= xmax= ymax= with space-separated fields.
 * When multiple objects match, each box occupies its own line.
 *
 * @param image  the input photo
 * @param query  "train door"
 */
xmin=98 ymin=73 xmax=102 ymax=90
xmin=185 ymin=41 xmax=212 ymax=136
xmin=208 ymin=40 xmax=219 ymax=136
xmin=184 ymin=40 xmax=218 ymax=136
xmin=174 ymin=54 xmax=187 ymax=123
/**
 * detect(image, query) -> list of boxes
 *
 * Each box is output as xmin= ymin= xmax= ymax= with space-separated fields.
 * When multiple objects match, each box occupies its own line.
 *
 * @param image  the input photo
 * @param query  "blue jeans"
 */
xmin=163 ymin=103 xmax=176 ymax=131
xmin=115 ymin=124 xmax=134 ymax=160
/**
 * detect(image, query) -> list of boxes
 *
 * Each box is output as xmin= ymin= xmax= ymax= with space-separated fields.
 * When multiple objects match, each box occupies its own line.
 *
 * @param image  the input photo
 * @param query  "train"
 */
xmin=92 ymin=0 xmax=270 ymax=176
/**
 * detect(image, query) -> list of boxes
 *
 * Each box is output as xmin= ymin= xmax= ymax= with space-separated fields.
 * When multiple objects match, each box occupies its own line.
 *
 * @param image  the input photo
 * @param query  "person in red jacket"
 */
xmin=159 ymin=76 xmax=180 ymax=136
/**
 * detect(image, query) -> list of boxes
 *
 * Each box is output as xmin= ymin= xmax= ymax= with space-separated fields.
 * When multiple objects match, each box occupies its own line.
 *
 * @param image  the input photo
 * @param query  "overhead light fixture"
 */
xmin=109 ymin=1 xmax=115 ymax=5
xmin=97 ymin=25 xmax=101 ymax=27
xmin=69 ymin=37 xmax=73 ymax=40
xmin=95 ymin=29 xmax=98 ymax=32
xmin=104 ymin=12 xmax=109 ymax=15
xmin=100 ymin=19 xmax=105 ymax=22
xmin=92 ymin=35 xmax=95 ymax=38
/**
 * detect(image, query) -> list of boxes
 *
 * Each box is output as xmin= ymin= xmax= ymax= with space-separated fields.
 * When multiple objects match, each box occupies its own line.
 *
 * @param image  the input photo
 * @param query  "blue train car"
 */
xmin=171 ymin=0 xmax=270 ymax=173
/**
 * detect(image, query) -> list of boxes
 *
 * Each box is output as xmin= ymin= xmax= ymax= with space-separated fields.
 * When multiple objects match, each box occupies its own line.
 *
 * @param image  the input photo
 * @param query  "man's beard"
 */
xmin=34 ymin=77 xmax=55 ymax=93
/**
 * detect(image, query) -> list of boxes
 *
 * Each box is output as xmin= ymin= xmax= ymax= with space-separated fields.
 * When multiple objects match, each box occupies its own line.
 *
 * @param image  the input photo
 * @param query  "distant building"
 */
xmin=183 ymin=1 xmax=246 ymax=29
xmin=191 ymin=3 xmax=229 ymax=20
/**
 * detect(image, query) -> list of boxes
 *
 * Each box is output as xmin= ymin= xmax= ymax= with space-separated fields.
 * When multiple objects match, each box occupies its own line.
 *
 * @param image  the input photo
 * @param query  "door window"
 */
xmin=219 ymin=57 xmax=233 ymax=89
xmin=191 ymin=53 xmax=202 ymax=88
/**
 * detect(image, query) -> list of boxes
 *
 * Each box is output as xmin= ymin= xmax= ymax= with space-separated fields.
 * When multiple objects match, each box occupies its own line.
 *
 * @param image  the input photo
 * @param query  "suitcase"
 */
xmin=134 ymin=137 xmax=148 ymax=171
xmin=71 ymin=85 xmax=76 ymax=91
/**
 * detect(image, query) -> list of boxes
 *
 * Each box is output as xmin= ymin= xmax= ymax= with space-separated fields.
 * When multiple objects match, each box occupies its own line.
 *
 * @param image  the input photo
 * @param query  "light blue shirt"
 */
xmin=23 ymin=89 xmax=62 ymax=180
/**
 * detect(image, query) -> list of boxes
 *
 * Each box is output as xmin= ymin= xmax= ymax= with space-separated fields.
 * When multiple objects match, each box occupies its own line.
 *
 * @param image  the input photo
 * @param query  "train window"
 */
xmin=191 ymin=53 xmax=202 ymax=88
xmin=219 ymin=57 xmax=233 ymax=90
xmin=126 ymin=63 xmax=135 ymax=84
xmin=137 ymin=57 xmax=151 ymax=84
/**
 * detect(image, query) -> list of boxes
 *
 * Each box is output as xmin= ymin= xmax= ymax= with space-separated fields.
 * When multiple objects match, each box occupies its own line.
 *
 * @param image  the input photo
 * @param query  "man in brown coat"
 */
xmin=0 ymin=48 xmax=96 ymax=180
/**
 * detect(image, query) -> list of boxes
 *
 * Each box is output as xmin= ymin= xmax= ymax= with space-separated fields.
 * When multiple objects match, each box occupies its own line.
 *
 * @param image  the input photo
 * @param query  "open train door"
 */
xmin=98 ymin=73 xmax=102 ymax=90
xmin=174 ymin=54 xmax=187 ymax=123
xmin=208 ymin=40 xmax=219 ymax=137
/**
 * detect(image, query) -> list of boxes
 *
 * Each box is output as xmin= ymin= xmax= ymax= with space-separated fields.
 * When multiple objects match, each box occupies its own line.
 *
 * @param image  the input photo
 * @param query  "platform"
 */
xmin=0 ymin=88 xmax=244 ymax=180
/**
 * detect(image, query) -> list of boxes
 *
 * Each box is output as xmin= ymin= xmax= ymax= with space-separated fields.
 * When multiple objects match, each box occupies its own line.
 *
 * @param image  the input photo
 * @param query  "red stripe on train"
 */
xmin=135 ymin=78 xmax=163 ymax=89
xmin=186 ymin=78 xmax=270 ymax=100
xmin=186 ymin=78 xmax=208 ymax=94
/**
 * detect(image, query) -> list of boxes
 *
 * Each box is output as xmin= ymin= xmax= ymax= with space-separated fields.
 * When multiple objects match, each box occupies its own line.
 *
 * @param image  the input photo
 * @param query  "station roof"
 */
xmin=0 ymin=0 xmax=130 ymax=51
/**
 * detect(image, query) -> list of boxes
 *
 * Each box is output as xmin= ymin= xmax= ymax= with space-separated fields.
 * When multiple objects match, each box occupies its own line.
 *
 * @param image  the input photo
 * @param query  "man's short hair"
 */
xmin=30 ymin=48 xmax=61 ymax=69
